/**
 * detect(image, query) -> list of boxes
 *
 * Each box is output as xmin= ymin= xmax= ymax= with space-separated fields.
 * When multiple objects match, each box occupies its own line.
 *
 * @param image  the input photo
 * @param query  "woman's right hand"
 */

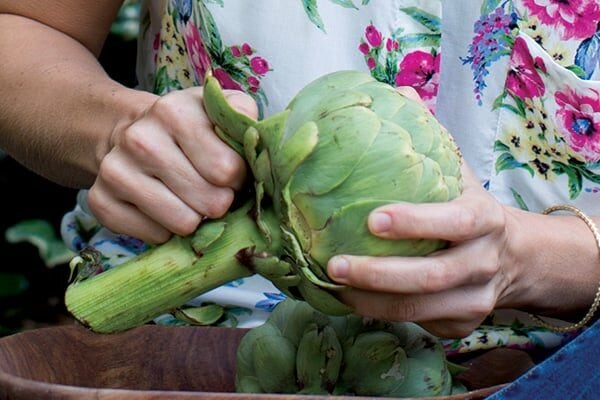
xmin=87 ymin=87 xmax=258 ymax=243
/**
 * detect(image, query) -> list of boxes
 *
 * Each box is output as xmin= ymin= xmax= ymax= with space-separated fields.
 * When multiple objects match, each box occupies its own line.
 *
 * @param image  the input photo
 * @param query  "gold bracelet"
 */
xmin=528 ymin=204 xmax=600 ymax=333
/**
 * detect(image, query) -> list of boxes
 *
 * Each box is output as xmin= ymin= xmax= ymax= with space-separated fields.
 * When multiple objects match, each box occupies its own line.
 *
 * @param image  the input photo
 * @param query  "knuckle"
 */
xmin=97 ymin=156 xmax=125 ymax=186
xmin=87 ymin=188 xmax=111 ymax=223
xmin=422 ymin=259 xmax=453 ymax=293
xmin=122 ymin=126 xmax=161 ymax=161
xmin=204 ymin=189 xmax=234 ymax=218
xmin=353 ymin=261 xmax=385 ymax=290
xmin=479 ymin=255 xmax=500 ymax=281
xmin=172 ymin=214 xmax=201 ymax=236
xmin=385 ymin=299 xmax=418 ymax=321
xmin=153 ymin=94 xmax=182 ymax=117
xmin=211 ymin=154 xmax=246 ymax=186
xmin=145 ymin=229 xmax=172 ymax=245
xmin=469 ymin=291 xmax=496 ymax=319
xmin=455 ymin=207 xmax=478 ymax=240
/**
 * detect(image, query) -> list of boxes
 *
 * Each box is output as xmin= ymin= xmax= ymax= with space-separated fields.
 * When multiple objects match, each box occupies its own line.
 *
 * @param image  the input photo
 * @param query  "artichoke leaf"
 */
xmin=172 ymin=304 xmax=224 ymax=325
xmin=203 ymin=75 xmax=257 ymax=145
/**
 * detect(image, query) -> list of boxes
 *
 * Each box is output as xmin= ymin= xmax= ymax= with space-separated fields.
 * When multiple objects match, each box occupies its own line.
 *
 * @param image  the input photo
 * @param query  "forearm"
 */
xmin=0 ymin=13 xmax=157 ymax=187
xmin=500 ymin=206 xmax=600 ymax=317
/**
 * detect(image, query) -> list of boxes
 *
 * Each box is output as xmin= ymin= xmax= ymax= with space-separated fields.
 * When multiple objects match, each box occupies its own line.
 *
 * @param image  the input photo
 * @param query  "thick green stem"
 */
xmin=65 ymin=204 xmax=278 ymax=333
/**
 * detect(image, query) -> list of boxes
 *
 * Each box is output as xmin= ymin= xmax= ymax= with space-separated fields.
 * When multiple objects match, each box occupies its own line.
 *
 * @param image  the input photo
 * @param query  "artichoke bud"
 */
xmin=296 ymin=323 xmax=342 ymax=394
xmin=340 ymin=331 xmax=408 ymax=396
xmin=296 ymin=323 xmax=343 ymax=394
xmin=203 ymin=71 xmax=463 ymax=316
xmin=270 ymin=299 xmax=331 ymax=346
xmin=251 ymin=333 xmax=299 ymax=393
xmin=391 ymin=325 xmax=453 ymax=398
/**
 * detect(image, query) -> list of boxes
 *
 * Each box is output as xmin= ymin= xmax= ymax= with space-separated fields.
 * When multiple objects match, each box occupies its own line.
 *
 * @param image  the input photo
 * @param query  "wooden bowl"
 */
xmin=0 ymin=324 xmax=525 ymax=399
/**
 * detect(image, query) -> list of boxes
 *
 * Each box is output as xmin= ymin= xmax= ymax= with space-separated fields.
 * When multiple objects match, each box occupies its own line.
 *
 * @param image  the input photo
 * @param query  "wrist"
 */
xmin=95 ymin=84 xmax=158 ymax=171
xmin=497 ymin=206 xmax=600 ymax=317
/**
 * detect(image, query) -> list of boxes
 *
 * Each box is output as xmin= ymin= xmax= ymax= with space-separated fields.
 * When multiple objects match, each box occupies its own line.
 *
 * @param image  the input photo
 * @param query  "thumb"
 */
xmin=223 ymin=90 xmax=259 ymax=120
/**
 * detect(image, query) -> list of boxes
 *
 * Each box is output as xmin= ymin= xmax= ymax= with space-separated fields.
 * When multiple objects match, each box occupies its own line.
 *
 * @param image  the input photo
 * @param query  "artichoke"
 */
xmin=236 ymin=298 xmax=464 ymax=397
xmin=65 ymin=70 xmax=462 ymax=332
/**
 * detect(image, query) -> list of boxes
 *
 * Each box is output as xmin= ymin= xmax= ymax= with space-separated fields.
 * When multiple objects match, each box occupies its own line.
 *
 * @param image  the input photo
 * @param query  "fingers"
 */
xmin=118 ymin=118 xmax=235 ymax=218
xmin=90 ymin=86 xmax=259 ymax=242
xmin=367 ymin=188 xmax=505 ymax=243
xmin=87 ymin=187 xmax=172 ymax=244
xmin=89 ymin=154 xmax=204 ymax=238
xmin=142 ymin=89 xmax=249 ymax=191
xmin=328 ymin=236 xmax=505 ymax=294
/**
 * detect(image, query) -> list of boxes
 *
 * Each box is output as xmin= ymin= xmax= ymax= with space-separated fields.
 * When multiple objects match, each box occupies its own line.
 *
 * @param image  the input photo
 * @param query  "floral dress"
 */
xmin=62 ymin=0 xmax=600 ymax=352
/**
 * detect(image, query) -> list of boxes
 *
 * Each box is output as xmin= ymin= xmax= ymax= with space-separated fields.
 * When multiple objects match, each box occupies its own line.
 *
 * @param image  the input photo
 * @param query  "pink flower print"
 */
xmin=247 ymin=76 xmax=260 ymax=88
xmin=555 ymin=87 xmax=600 ymax=162
xmin=358 ymin=42 xmax=370 ymax=55
xmin=505 ymin=37 xmax=545 ymax=99
xmin=213 ymin=68 xmax=242 ymax=91
xmin=394 ymin=51 xmax=441 ymax=101
xmin=183 ymin=22 xmax=211 ymax=82
xmin=247 ymin=75 xmax=260 ymax=92
xmin=365 ymin=24 xmax=382 ymax=47
xmin=153 ymin=33 xmax=160 ymax=51
xmin=250 ymin=57 xmax=269 ymax=76
xmin=386 ymin=38 xmax=399 ymax=52
xmin=367 ymin=57 xmax=376 ymax=70
xmin=231 ymin=46 xmax=241 ymax=57
xmin=242 ymin=43 xmax=253 ymax=56
xmin=522 ymin=0 xmax=600 ymax=40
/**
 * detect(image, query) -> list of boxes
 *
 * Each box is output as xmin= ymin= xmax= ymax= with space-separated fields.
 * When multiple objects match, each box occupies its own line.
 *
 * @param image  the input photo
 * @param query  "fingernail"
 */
xmin=328 ymin=256 xmax=349 ymax=279
xmin=369 ymin=212 xmax=391 ymax=233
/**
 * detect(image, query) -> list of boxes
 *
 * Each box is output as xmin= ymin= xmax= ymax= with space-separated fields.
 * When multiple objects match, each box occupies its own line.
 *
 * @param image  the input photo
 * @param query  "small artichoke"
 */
xmin=65 ymin=71 xmax=462 ymax=332
xmin=236 ymin=298 xmax=461 ymax=397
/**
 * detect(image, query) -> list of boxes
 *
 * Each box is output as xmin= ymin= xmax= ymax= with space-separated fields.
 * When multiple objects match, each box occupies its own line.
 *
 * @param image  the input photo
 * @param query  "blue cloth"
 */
xmin=487 ymin=319 xmax=600 ymax=399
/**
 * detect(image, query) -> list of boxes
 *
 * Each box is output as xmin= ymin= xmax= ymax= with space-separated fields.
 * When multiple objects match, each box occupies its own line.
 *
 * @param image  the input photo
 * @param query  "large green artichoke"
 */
xmin=65 ymin=71 xmax=462 ymax=332
xmin=236 ymin=298 xmax=467 ymax=397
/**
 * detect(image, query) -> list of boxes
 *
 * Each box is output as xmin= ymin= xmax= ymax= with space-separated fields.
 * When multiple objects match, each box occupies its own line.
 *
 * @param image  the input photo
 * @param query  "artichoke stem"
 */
xmin=65 ymin=204 xmax=277 ymax=333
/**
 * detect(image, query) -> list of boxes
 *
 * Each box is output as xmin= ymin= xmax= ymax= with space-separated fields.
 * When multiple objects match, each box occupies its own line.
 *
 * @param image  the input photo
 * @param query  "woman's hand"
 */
xmin=87 ymin=88 xmax=257 ymax=244
xmin=326 ymin=164 xmax=519 ymax=338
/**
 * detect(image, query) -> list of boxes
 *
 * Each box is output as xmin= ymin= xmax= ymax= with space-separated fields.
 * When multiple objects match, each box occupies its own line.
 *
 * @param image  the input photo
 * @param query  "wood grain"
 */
xmin=0 ymin=325 xmax=518 ymax=400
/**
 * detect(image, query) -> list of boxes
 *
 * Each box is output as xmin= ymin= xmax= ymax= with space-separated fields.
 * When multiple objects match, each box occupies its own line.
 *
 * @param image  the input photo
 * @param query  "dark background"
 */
xmin=0 ymin=34 xmax=138 ymax=335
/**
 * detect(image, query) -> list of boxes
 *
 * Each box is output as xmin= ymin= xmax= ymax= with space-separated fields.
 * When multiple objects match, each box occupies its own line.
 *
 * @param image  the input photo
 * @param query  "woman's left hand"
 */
xmin=326 ymin=165 xmax=518 ymax=338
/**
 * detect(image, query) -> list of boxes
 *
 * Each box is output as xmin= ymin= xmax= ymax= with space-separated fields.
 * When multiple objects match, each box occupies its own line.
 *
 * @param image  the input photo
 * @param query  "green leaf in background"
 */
xmin=566 ymin=64 xmax=587 ymax=79
xmin=329 ymin=0 xmax=358 ymax=9
xmin=481 ymin=0 xmax=503 ymax=15
xmin=0 ymin=273 xmax=29 ymax=297
xmin=302 ymin=0 xmax=326 ymax=32
xmin=400 ymin=7 xmax=441 ymax=33
xmin=510 ymin=188 xmax=529 ymax=211
xmin=399 ymin=33 xmax=441 ymax=50
xmin=195 ymin=0 xmax=225 ymax=58
xmin=362 ymin=0 xmax=370 ymax=4
xmin=5 ymin=220 xmax=75 ymax=268
xmin=495 ymin=152 xmax=534 ymax=176
xmin=581 ymin=167 xmax=600 ymax=184
xmin=553 ymin=162 xmax=583 ymax=199
xmin=493 ymin=139 xmax=511 ymax=152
